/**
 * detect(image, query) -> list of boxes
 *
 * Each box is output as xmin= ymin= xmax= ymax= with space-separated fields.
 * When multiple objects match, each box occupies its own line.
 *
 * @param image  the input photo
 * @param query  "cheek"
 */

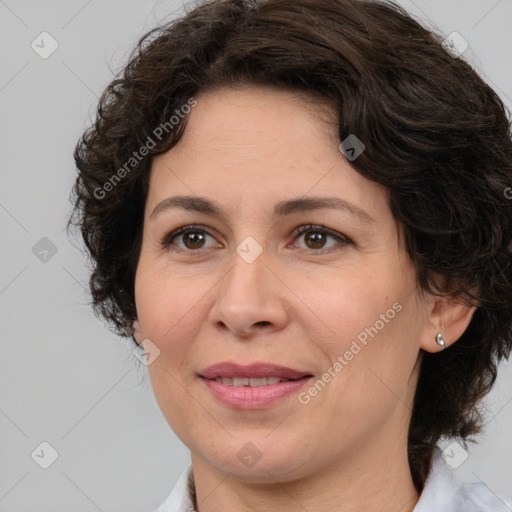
xmin=138 ymin=271 xmax=209 ymax=429
xmin=299 ymin=268 xmax=416 ymax=400
xmin=134 ymin=263 xmax=205 ymax=369
xmin=298 ymin=268 xmax=394 ymax=348
xmin=135 ymin=247 xmax=214 ymax=330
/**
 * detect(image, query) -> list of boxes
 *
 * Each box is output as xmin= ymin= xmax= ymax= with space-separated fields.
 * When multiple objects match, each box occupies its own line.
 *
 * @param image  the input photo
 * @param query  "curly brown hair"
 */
xmin=66 ymin=0 xmax=512 ymax=492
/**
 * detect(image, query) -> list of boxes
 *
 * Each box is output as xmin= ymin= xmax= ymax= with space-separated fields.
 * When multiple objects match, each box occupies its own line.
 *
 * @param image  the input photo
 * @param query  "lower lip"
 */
xmin=200 ymin=377 xmax=312 ymax=410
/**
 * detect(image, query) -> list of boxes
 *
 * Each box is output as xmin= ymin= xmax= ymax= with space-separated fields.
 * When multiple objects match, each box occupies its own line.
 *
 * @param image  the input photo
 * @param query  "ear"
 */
xmin=419 ymin=294 xmax=477 ymax=353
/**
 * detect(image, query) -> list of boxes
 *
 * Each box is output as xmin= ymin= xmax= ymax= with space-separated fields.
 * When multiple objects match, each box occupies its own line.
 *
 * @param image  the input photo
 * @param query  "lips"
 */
xmin=199 ymin=362 xmax=314 ymax=409
xmin=199 ymin=362 xmax=312 ymax=381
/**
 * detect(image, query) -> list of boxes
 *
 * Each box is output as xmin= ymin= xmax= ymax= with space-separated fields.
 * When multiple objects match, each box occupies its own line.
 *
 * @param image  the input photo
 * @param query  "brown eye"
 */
xmin=182 ymin=231 xmax=207 ymax=249
xmin=161 ymin=225 xmax=218 ymax=251
xmin=303 ymin=231 xmax=328 ymax=249
xmin=292 ymin=225 xmax=351 ymax=253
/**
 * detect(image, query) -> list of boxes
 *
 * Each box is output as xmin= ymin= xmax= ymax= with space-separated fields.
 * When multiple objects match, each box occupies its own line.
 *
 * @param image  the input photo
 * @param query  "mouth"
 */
xmin=198 ymin=362 xmax=313 ymax=409
xmin=207 ymin=376 xmax=301 ymax=387
xmin=198 ymin=361 xmax=313 ymax=382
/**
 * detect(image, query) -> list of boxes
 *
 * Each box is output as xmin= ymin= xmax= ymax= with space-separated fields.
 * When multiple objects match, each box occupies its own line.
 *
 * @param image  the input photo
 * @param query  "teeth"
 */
xmin=214 ymin=376 xmax=290 ymax=387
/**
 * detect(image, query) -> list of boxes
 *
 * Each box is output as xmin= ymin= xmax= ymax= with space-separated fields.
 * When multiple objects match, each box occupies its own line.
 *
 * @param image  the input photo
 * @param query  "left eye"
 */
xmin=290 ymin=225 xmax=350 ymax=252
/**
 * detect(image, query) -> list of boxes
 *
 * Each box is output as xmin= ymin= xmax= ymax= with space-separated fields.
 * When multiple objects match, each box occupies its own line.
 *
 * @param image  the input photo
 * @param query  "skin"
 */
xmin=132 ymin=86 xmax=475 ymax=512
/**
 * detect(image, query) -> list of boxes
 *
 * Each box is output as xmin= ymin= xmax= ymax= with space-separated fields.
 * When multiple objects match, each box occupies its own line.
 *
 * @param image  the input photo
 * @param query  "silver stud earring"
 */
xmin=436 ymin=332 xmax=446 ymax=349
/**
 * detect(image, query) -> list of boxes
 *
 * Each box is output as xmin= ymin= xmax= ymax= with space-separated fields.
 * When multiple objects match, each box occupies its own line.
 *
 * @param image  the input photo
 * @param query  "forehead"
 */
xmin=146 ymin=86 xmax=389 ymax=223
xmin=166 ymin=85 xmax=338 ymax=159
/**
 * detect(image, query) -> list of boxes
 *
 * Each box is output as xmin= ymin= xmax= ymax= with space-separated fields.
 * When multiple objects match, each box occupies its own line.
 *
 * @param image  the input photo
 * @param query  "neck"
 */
xmin=190 ymin=441 xmax=419 ymax=512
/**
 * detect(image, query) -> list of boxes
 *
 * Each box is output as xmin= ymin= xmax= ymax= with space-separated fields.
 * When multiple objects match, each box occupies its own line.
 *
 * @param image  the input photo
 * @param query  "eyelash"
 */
xmin=160 ymin=224 xmax=351 ymax=254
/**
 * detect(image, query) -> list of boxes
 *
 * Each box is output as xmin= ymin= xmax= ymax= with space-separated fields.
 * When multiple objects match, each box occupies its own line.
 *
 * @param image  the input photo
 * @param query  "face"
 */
xmin=133 ymin=86 xmax=433 ymax=483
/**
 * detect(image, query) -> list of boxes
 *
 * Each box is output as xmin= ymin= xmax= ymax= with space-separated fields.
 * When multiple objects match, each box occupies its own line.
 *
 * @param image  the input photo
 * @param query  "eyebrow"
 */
xmin=150 ymin=195 xmax=375 ymax=224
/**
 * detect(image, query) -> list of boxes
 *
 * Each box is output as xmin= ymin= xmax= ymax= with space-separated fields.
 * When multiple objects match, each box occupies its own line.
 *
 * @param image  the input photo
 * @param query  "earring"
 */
xmin=436 ymin=332 xmax=446 ymax=349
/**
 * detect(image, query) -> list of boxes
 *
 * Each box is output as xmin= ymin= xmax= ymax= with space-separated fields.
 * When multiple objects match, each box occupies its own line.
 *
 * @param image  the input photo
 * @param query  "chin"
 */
xmin=199 ymin=442 xmax=315 ymax=483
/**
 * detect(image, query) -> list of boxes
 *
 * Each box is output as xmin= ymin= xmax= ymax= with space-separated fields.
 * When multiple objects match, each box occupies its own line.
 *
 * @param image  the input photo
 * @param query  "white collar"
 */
xmin=153 ymin=446 xmax=512 ymax=511
xmin=414 ymin=446 xmax=512 ymax=511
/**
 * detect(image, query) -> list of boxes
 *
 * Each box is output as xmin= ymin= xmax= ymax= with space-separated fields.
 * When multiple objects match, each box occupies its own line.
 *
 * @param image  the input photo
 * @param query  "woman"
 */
xmin=67 ymin=0 xmax=512 ymax=510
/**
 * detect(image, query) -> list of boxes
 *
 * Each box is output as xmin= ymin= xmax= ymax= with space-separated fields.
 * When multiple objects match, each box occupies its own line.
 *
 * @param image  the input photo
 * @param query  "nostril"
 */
xmin=255 ymin=321 xmax=271 ymax=327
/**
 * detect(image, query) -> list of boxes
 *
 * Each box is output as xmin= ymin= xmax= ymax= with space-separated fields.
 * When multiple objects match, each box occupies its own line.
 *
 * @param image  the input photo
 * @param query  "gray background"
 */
xmin=1 ymin=0 xmax=511 ymax=510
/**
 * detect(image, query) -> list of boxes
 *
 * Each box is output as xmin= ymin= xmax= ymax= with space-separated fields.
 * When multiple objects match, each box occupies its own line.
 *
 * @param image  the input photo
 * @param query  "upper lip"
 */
xmin=199 ymin=362 xmax=313 ymax=380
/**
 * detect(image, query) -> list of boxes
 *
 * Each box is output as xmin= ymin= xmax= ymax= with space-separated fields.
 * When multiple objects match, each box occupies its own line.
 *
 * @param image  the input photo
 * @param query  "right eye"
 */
xmin=161 ymin=225 xmax=220 ymax=252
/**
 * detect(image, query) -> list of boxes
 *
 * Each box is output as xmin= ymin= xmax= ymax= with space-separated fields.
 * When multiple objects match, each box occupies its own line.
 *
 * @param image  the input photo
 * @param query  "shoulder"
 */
xmin=150 ymin=464 xmax=195 ymax=512
xmin=455 ymin=482 xmax=512 ymax=511
xmin=414 ymin=446 xmax=512 ymax=512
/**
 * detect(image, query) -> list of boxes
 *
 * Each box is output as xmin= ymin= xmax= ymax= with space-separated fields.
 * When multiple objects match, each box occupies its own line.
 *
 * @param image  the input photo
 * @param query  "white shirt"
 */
xmin=153 ymin=446 xmax=512 ymax=511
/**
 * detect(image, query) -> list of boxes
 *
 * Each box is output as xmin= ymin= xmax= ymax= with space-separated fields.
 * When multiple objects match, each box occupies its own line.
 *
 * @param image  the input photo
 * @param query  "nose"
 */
xmin=208 ymin=245 xmax=289 ymax=339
